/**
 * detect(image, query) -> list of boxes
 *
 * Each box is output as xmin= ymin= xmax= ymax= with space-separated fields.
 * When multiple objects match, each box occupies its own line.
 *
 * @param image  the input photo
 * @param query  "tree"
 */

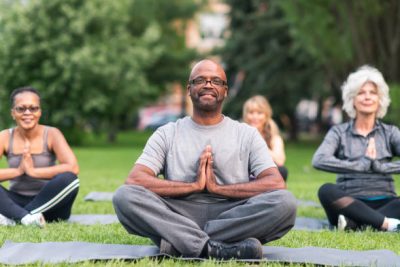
xmin=0 ymin=0 xmax=197 ymax=143
xmin=222 ymin=0 xmax=324 ymax=139
xmin=280 ymin=0 xmax=400 ymax=92
xmin=222 ymin=0 xmax=400 ymax=137
xmin=280 ymin=0 xmax=400 ymax=126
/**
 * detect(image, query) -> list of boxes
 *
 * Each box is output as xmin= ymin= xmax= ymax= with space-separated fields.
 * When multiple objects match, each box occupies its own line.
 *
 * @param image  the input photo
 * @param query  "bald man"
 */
xmin=113 ymin=59 xmax=296 ymax=260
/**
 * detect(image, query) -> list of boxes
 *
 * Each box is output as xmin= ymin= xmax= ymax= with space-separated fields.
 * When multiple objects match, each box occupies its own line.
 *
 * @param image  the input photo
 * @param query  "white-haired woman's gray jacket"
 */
xmin=312 ymin=120 xmax=400 ymax=197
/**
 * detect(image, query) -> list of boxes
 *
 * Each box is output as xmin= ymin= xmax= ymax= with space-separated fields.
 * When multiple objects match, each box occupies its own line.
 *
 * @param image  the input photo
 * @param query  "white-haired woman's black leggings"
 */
xmin=318 ymin=183 xmax=400 ymax=230
xmin=0 ymin=172 xmax=79 ymax=222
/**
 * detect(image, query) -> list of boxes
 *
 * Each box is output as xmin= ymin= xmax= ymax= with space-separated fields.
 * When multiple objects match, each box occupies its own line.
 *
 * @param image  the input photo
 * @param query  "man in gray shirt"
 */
xmin=113 ymin=59 xmax=296 ymax=260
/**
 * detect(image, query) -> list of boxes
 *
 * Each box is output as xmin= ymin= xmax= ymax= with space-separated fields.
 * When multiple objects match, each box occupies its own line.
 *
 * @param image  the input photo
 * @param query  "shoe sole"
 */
xmin=337 ymin=215 xmax=347 ymax=231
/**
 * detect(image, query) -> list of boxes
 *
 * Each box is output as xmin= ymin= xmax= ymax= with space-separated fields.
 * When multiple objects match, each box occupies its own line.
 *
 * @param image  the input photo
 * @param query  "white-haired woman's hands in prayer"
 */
xmin=366 ymin=137 xmax=377 ymax=159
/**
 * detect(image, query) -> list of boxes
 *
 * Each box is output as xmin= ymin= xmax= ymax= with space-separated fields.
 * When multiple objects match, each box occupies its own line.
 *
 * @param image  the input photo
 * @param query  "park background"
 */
xmin=0 ymin=0 xmax=399 ymax=266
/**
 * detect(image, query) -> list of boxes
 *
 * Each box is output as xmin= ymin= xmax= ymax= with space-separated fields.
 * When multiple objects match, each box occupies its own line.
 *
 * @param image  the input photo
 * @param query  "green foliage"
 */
xmin=279 ymin=0 xmax=400 ymax=97
xmin=385 ymin=83 xmax=400 ymax=125
xmin=221 ymin=0 xmax=324 ymax=136
xmin=222 ymin=0 xmax=400 ymax=137
xmin=0 ymin=0 xmax=197 ymax=143
xmin=280 ymin=0 xmax=353 ymax=69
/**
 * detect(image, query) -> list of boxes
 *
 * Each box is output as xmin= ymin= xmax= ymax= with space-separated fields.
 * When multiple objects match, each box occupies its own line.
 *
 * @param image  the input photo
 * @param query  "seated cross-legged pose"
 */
xmin=243 ymin=95 xmax=288 ymax=181
xmin=113 ymin=59 xmax=297 ymax=260
xmin=312 ymin=65 xmax=400 ymax=232
xmin=0 ymin=87 xmax=80 ymax=227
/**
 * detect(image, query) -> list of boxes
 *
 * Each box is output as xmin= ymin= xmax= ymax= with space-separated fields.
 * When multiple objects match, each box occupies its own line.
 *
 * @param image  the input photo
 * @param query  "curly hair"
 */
xmin=341 ymin=65 xmax=390 ymax=119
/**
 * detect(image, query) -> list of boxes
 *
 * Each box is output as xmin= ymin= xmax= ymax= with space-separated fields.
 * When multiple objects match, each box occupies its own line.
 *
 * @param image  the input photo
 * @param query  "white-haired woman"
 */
xmin=312 ymin=65 xmax=400 ymax=232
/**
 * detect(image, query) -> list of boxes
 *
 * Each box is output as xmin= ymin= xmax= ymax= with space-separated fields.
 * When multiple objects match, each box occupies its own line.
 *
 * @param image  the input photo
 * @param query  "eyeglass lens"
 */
xmin=192 ymin=77 xmax=226 ymax=86
xmin=14 ymin=106 xmax=40 ymax=113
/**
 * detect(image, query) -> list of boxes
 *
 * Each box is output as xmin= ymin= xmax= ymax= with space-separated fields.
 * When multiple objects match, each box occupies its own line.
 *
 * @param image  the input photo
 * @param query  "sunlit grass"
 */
xmin=0 ymin=131 xmax=399 ymax=266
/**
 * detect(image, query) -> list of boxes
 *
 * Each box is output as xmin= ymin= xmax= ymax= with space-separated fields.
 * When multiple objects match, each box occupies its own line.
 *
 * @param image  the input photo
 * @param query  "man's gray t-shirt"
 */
xmin=136 ymin=116 xmax=275 ymax=184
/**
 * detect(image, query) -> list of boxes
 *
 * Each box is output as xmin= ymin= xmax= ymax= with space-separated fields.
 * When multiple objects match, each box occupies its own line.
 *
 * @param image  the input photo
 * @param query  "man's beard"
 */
xmin=190 ymin=93 xmax=224 ymax=112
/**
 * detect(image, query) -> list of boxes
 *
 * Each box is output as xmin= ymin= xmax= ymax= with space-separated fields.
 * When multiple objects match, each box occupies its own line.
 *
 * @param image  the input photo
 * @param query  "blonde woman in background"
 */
xmin=243 ymin=95 xmax=288 ymax=181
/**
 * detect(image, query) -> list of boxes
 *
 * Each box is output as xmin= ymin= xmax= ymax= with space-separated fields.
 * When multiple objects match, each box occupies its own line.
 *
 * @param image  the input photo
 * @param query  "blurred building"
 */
xmin=186 ymin=0 xmax=229 ymax=54
xmin=295 ymin=99 xmax=318 ymax=132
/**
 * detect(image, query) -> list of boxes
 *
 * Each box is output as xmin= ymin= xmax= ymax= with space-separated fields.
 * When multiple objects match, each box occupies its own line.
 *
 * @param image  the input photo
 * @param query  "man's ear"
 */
xmin=187 ymin=85 xmax=191 ymax=96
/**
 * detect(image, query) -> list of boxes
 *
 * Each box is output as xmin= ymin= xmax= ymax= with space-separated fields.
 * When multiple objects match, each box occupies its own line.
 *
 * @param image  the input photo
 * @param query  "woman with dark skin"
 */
xmin=312 ymin=66 xmax=400 ymax=232
xmin=0 ymin=87 xmax=79 ymax=227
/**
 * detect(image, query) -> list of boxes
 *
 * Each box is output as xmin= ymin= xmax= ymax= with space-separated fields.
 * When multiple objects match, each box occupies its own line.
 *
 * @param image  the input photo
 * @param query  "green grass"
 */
xmin=0 ymin=131 xmax=399 ymax=266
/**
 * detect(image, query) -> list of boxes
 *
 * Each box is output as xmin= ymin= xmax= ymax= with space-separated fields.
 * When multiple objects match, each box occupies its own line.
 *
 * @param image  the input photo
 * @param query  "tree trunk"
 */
xmin=285 ymin=112 xmax=298 ymax=141
xmin=107 ymin=126 xmax=118 ymax=143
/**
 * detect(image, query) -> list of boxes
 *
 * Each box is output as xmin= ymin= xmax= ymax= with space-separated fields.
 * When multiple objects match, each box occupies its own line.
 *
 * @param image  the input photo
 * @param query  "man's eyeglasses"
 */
xmin=14 ymin=106 xmax=41 ymax=114
xmin=189 ymin=77 xmax=227 ymax=87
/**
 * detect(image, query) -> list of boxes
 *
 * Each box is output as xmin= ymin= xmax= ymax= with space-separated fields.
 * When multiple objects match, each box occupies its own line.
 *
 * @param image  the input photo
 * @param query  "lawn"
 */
xmin=0 ymin=131 xmax=399 ymax=266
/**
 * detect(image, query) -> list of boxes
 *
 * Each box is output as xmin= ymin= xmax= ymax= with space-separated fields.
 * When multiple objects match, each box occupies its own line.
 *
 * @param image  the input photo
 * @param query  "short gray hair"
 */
xmin=341 ymin=65 xmax=390 ymax=119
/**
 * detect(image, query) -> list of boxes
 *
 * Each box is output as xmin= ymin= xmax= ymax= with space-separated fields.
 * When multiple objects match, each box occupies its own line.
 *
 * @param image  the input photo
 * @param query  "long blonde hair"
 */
xmin=243 ymin=95 xmax=279 ymax=148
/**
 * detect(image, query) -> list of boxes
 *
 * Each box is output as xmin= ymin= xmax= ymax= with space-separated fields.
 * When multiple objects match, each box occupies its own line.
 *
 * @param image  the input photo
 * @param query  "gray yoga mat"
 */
xmin=84 ymin=192 xmax=114 ymax=201
xmin=68 ymin=214 xmax=119 ymax=225
xmin=296 ymin=199 xmax=321 ymax=208
xmin=0 ymin=240 xmax=399 ymax=266
xmin=293 ymin=217 xmax=331 ymax=231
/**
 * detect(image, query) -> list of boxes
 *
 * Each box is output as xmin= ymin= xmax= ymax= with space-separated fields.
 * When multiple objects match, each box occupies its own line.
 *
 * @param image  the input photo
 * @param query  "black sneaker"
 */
xmin=159 ymin=239 xmax=181 ymax=257
xmin=207 ymin=238 xmax=263 ymax=260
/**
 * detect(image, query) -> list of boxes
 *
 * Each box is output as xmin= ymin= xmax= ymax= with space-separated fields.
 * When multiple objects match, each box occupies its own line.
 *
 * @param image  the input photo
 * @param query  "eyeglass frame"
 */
xmin=189 ymin=77 xmax=228 ymax=88
xmin=13 ymin=106 xmax=41 ymax=114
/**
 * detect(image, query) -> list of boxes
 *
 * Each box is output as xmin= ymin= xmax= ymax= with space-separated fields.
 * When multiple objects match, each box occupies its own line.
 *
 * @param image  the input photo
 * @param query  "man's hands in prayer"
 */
xmin=196 ymin=145 xmax=218 ymax=193
xmin=195 ymin=146 xmax=208 ymax=191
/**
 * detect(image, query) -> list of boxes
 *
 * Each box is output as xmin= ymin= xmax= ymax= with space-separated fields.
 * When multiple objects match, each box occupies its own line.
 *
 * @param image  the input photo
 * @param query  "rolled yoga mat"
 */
xmin=84 ymin=192 xmax=114 ymax=201
xmin=68 ymin=214 xmax=119 ymax=225
xmin=293 ymin=217 xmax=331 ymax=231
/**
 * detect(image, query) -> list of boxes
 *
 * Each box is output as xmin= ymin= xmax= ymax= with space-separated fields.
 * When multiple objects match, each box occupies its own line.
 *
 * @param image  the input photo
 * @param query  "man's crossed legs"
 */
xmin=113 ymin=185 xmax=296 ymax=259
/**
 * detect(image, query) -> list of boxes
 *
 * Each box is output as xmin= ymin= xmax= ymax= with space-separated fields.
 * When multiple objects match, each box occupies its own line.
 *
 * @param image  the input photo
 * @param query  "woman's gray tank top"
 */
xmin=6 ymin=127 xmax=56 ymax=196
